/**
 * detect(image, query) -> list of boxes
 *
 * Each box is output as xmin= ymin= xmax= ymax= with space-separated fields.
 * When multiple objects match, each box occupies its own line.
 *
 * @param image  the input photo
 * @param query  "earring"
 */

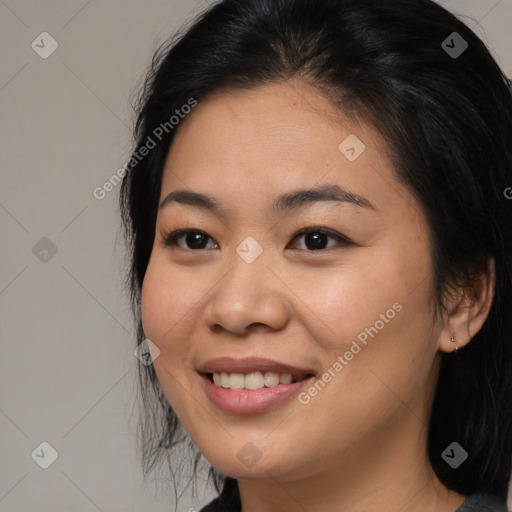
xmin=451 ymin=333 xmax=458 ymax=353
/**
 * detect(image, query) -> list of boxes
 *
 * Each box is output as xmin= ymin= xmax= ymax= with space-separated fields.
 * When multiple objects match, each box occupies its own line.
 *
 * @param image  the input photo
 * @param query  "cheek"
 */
xmin=293 ymin=247 xmax=436 ymax=391
xmin=285 ymin=256 xmax=406 ymax=350
xmin=140 ymin=261 xmax=192 ymax=387
xmin=140 ymin=256 xmax=199 ymax=411
xmin=140 ymin=259 xmax=168 ymax=341
xmin=140 ymin=254 xmax=200 ymax=343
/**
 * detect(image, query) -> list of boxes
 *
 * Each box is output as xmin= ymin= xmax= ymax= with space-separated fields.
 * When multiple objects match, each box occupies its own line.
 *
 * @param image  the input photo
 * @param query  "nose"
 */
xmin=203 ymin=253 xmax=290 ymax=336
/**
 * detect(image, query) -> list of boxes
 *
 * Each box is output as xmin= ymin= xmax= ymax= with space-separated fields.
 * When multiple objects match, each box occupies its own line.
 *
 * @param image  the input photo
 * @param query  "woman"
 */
xmin=119 ymin=0 xmax=512 ymax=510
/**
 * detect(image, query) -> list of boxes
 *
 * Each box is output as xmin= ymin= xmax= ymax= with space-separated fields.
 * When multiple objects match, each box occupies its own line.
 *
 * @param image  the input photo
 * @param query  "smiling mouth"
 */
xmin=204 ymin=371 xmax=315 ymax=390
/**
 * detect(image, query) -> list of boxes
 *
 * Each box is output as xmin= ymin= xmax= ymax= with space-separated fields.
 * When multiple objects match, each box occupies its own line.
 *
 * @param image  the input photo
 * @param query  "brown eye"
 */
xmin=161 ymin=227 xmax=351 ymax=252
xmin=289 ymin=228 xmax=351 ymax=251
xmin=162 ymin=230 xmax=218 ymax=250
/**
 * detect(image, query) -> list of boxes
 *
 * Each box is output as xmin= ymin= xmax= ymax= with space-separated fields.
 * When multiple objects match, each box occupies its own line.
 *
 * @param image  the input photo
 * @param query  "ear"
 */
xmin=438 ymin=257 xmax=495 ymax=353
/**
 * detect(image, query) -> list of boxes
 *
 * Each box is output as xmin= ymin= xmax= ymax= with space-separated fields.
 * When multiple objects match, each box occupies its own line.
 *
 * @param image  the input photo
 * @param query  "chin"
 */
xmin=200 ymin=441 xmax=315 ymax=483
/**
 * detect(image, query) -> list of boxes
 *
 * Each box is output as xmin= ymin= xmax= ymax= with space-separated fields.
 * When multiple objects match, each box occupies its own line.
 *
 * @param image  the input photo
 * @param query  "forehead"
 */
xmin=167 ymin=81 xmax=374 ymax=165
xmin=160 ymin=81 xmax=407 ymax=217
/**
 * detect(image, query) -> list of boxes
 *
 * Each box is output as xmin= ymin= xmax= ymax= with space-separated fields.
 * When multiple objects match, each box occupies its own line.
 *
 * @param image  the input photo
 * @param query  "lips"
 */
xmin=197 ymin=356 xmax=316 ymax=381
xmin=199 ymin=371 xmax=315 ymax=414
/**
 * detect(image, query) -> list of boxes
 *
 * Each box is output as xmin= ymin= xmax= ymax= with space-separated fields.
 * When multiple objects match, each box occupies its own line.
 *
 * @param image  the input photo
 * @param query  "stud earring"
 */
xmin=451 ymin=333 xmax=458 ymax=353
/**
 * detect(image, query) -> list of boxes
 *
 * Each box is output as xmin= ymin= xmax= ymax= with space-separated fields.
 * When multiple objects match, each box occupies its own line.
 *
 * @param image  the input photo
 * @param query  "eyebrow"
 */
xmin=159 ymin=184 xmax=376 ymax=213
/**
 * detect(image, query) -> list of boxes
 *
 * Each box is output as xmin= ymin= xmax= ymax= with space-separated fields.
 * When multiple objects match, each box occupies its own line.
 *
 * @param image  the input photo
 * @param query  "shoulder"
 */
xmin=455 ymin=493 xmax=509 ymax=512
xmin=197 ymin=478 xmax=240 ymax=512
xmin=197 ymin=499 xmax=220 ymax=512
xmin=197 ymin=487 xmax=510 ymax=512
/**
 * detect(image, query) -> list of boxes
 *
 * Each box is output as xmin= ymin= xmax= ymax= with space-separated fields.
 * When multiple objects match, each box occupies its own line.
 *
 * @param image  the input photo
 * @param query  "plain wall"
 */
xmin=1 ymin=1 xmax=511 ymax=510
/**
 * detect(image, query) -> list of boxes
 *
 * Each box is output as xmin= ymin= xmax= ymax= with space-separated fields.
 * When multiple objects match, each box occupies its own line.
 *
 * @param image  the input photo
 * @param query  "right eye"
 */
xmin=161 ymin=229 xmax=219 ymax=250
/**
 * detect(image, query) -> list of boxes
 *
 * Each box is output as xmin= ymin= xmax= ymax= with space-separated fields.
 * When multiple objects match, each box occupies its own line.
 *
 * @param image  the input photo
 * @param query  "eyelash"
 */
xmin=160 ymin=225 xmax=352 ymax=252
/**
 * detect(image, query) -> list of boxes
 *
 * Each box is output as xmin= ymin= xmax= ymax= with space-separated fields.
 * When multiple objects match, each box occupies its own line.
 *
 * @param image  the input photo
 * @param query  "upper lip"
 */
xmin=197 ymin=357 xmax=316 ymax=378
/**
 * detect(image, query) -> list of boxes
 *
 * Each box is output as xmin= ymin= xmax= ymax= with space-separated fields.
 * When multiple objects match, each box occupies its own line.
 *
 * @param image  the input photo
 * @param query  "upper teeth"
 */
xmin=212 ymin=371 xmax=296 ymax=390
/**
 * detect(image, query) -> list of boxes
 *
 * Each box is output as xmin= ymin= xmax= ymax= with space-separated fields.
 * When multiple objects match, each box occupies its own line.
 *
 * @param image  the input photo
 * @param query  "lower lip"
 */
xmin=200 ymin=373 xmax=314 ymax=414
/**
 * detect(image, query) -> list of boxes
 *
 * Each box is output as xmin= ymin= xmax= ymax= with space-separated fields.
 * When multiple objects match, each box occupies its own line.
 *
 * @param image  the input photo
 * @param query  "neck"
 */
xmin=236 ymin=412 xmax=466 ymax=512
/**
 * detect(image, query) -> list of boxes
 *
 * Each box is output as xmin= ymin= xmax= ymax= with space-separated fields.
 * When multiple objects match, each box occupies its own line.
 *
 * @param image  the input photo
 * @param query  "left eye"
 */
xmin=161 ymin=228 xmax=351 ymax=251
xmin=162 ymin=229 xmax=218 ymax=250
xmin=288 ymin=228 xmax=351 ymax=251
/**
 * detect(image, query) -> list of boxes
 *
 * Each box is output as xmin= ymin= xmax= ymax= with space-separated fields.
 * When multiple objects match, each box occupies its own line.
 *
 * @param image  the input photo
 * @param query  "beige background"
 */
xmin=1 ymin=1 xmax=511 ymax=511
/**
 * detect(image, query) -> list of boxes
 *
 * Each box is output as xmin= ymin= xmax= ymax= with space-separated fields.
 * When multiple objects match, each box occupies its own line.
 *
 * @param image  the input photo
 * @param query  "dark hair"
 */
xmin=119 ymin=0 xmax=512 ymax=503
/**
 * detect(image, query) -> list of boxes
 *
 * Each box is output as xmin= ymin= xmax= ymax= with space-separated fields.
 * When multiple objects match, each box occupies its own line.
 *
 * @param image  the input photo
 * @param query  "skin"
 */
xmin=140 ymin=80 xmax=494 ymax=512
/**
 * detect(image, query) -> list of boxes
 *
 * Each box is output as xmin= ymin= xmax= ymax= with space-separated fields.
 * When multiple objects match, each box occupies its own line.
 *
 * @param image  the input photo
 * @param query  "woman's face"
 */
xmin=141 ymin=80 xmax=445 ymax=482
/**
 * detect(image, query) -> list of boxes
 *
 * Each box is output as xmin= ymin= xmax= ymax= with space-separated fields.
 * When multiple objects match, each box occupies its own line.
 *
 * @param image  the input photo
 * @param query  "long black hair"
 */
xmin=119 ymin=0 xmax=512 ymax=503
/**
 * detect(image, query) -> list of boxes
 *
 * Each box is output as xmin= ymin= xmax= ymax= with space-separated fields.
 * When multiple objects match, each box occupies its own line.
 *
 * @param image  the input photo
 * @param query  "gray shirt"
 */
xmin=199 ymin=479 xmax=510 ymax=512
xmin=455 ymin=493 xmax=509 ymax=511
